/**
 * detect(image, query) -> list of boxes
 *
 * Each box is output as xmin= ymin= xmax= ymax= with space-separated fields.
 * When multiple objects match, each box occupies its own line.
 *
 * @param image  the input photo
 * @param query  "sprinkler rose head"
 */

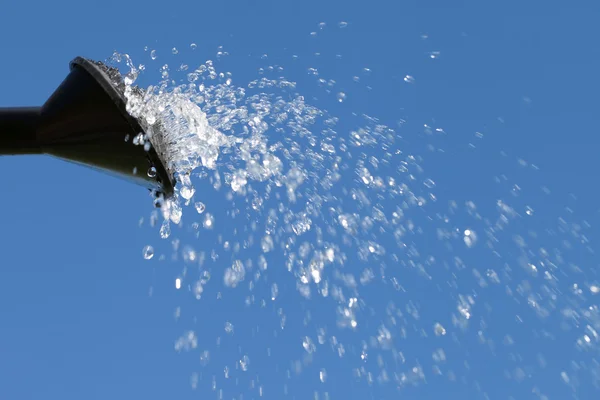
xmin=0 ymin=56 xmax=176 ymax=198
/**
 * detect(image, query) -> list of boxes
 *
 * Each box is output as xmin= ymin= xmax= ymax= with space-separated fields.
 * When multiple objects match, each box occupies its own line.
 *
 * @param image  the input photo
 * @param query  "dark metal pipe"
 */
xmin=0 ymin=107 xmax=42 ymax=155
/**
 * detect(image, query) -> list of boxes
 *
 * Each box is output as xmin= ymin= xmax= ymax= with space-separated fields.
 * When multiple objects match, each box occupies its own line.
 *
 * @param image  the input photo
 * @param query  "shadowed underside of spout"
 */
xmin=0 ymin=57 xmax=175 ymax=198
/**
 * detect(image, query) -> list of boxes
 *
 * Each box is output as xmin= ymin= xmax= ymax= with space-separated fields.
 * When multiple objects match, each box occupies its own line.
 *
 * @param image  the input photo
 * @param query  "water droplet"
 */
xmin=302 ymin=336 xmax=316 ymax=353
xmin=175 ymin=278 xmax=182 ymax=289
xmin=147 ymin=167 xmax=157 ymax=178
xmin=261 ymin=235 xmax=274 ymax=252
xmin=172 ymin=47 xmax=178 ymax=54
xmin=271 ymin=283 xmax=279 ymax=300
xmin=199 ymin=350 xmax=210 ymax=366
xmin=174 ymin=330 xmax=197 ymax=351
xmin=150 ymin=50 xmax=157 ymax=60
xmin=224 ymin=322 xmax=234 ymax=334
xmin=230 ymin=171 xmax=248 ymax=192
xmin=224 ymin=260 xmax=245 ymax=288
xmin=239 ymin=355 xmax=250 ymax=371
xmin=203 ymin=213 xmax=214 ymax=229
xmin=338 ymin=21 xmax=348 ymax=28
xmin=133 ymin=133 xmax=144 ymax=145
xmin=337 ymin=92 xmax=347 ymax=103
xmin=434 ymin=323 xmax=446 ymax=336
xmin=190 ymin=43 xmax=197 ymax=50
xmin=525 ymin=206 xmax=534 ymax=216
xmin=404 ymin=75 xmax=415 ymax=83
xmin=423 ymin=178 xmax=436 ymax=188
xmin=194 ymin=202 xmax=206 ymax=214
xmin=180 ymin=186 xmax=195 ymax=200
xmin=160 ymin=220 xmax=171 ymax=239
xmin=142 ymin=245 xmax=154 ymax=260
xmin=463 ymin=229 xmax=477 ymax=247
xmin=319 ymin=369 xmax=327 ymax=383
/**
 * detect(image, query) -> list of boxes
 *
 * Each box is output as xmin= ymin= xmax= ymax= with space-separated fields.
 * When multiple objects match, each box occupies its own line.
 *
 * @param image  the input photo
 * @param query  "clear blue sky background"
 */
xmin=1 ymin=0 xmax=600 ymax=399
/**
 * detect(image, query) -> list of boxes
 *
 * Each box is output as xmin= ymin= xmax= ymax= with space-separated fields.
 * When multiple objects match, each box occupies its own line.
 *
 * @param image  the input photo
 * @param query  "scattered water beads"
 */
xmin=175 ymin=330 xmax=198 ymax=352
xmin=223 ymin=260 xmax=245 ymax=288
xmin=111 ymin=49 xmax=600 ymax=396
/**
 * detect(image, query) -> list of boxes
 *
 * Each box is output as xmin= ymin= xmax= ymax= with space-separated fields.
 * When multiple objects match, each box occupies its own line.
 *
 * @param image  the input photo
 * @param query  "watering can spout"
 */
xmin=0 ymin=57 xmax=175 ymax=198
xmin=0 ymin=107 xmax=41 ymax=155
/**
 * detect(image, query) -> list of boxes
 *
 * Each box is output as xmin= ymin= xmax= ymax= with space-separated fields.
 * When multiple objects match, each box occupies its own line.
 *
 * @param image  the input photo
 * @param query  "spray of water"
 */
xmin=108 ymin=36 xmax=599 ymax=398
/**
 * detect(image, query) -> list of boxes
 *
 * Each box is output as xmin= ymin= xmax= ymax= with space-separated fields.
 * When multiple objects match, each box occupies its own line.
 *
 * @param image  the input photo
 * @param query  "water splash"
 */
xmin=108 ymin=44 xmax=599 ymax=398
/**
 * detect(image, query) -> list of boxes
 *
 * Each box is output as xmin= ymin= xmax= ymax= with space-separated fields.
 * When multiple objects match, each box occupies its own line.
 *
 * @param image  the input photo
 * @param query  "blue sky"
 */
xmin=1 ymin=0 xmax=600 ymax=399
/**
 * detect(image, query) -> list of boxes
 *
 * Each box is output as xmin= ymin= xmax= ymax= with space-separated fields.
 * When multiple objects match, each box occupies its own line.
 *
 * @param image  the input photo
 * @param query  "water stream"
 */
xmin=106 ymin=36 xmax=599 ymax=399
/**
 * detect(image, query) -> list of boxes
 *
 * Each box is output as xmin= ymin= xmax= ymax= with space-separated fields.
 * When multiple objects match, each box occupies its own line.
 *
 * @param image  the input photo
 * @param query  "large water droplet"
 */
xmin=180 ymin=186 xmax=195 ymax=200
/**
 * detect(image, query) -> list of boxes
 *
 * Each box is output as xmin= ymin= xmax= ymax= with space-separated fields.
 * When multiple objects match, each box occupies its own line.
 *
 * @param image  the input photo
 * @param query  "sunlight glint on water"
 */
xmin=109 ymin=35 xmax=599 ymax=397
